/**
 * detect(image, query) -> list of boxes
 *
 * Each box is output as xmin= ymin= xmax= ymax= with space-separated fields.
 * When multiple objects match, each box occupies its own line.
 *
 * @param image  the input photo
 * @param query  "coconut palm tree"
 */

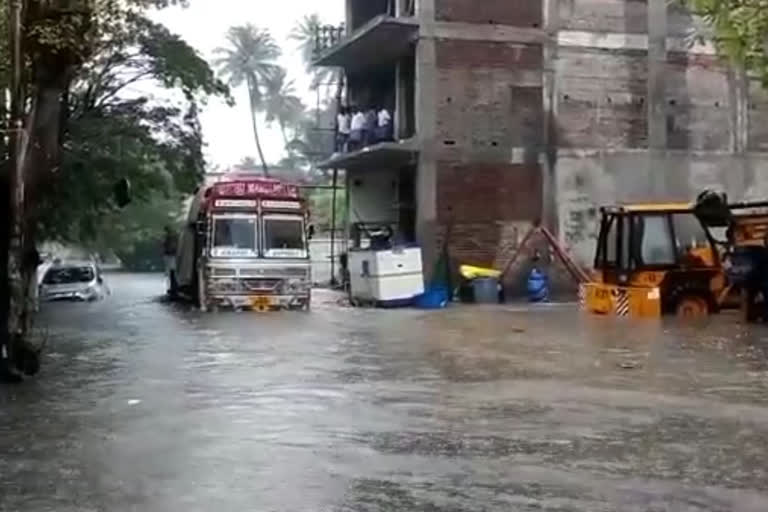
xmin=214 ymin=24 xmax=280 ymax=175
xmin=290 ymin=14 xmax=342 ymax=92
xmin=264 ymin=68 xmax=305 ymax=146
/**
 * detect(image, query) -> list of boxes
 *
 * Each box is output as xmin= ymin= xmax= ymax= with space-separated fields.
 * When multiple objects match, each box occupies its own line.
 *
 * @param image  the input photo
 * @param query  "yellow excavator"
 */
xmin=580 ymin=191 xmax=768 ymax=321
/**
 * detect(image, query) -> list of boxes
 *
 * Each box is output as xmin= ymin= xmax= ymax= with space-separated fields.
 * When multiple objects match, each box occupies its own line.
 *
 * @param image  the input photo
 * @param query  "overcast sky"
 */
xmin=150 ymin=1 xmax=344 ymax=170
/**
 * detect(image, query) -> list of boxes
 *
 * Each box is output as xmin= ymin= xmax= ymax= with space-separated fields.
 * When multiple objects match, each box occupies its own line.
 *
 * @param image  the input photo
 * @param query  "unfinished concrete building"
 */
xmin=314 ymin=0 xmax=768 ymax=279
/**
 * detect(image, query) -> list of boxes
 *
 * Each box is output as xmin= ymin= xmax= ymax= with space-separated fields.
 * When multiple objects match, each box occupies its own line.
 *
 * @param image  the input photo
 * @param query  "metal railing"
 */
xmin=313 ymin=24 xmax=346 ymax=58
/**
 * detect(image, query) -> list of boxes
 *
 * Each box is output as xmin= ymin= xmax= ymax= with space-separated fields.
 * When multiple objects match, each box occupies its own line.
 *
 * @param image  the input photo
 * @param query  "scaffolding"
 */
xmin=308 ymin=24 xmax=348 ymax=287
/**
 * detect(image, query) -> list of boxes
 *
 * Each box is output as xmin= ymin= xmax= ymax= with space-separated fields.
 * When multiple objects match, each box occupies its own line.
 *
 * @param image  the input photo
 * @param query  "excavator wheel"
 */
xmin=675 ymin=295 xmax=710 ymax=319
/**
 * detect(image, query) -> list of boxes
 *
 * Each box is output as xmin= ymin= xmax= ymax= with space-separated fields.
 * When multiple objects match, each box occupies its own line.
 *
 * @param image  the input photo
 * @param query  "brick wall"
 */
xmin=435 ymin=0 xmax=542 ymax=28
xmin=436 ymin=39 xmax=542 ymax=70
xmin=435 ymin=162 xmax=542 ymax=266
xmin=557 ymin=48 xmax=648 ymax=148
xmin=437 ymin=162 xmax=542 ymax=223
xmin=750 ymin=83 xmax=768 ymax=151
xmin=435 ymin=39 xmax=544 ymax=157
xmin=665 ymin=53 xmax=731 ymax=150
xmin=431 ymin=35 xmax=545 ymax=271
xmin=559 ymin=0 xmax=648 ymax=34
xmin=557 ymin=0 xmax=693 ymax=36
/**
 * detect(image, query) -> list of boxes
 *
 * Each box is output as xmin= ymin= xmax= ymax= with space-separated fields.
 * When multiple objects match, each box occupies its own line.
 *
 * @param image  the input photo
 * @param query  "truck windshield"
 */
xmin=263 ymin=215 xmax=307 ymax=258
xmin=212 ymin=216 xmax=258 ymax=257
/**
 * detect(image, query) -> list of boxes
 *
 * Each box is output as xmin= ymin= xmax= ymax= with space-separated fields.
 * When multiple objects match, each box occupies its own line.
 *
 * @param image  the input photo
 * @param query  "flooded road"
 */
xmin=2 ymin=273 xmax=768 ymax=511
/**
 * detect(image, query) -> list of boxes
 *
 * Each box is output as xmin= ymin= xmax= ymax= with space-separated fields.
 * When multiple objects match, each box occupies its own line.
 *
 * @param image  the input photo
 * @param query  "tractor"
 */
xmin=581 ymin=191 xmax=768 ymax=321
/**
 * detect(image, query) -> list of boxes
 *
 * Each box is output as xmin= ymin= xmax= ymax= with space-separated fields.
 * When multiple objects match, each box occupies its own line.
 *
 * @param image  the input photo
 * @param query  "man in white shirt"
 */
xmin=349 ymin=107 xmax=366 ymax=151
xmin=376 ymin=107 xmax=393 ymax=142
xmin=364 ymin=106 xmax=377 ymax=145
xmin=336 ymin=106 xmax=350 ymax=152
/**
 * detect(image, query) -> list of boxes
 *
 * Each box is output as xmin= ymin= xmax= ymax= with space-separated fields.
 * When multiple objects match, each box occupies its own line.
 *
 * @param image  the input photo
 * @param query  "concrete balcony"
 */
xmin=313 ymin=15 xmax=419 ymax=73
xmin=317 ymin=137 xmax=419 ymax=171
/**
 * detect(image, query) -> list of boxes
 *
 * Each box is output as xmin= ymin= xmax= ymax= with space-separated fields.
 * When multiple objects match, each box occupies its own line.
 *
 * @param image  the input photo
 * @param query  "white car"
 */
xmin=39 ymin=261 xmax=108 ymax=302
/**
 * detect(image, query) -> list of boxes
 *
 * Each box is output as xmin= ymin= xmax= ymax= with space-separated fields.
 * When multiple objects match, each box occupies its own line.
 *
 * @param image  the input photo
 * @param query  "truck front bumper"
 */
xmin=207 ymin=293 xmax=310 ymax=311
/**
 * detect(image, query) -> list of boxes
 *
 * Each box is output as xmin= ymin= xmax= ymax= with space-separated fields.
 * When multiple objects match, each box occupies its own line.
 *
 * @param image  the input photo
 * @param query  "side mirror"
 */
xmin=114 ymin=178 xmax=131 ymax=208
xmin=308 ymin=224 xmax=315 ymax=240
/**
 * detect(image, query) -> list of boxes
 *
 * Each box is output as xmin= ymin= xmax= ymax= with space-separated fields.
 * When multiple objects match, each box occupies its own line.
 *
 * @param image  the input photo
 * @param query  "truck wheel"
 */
xmin=168 ymin=271 xmax=179 ymax=300
xmin=197 ymin=268 xmax=208 ymax=313
xmin=675 ymin=295 xmax=710 ymax=319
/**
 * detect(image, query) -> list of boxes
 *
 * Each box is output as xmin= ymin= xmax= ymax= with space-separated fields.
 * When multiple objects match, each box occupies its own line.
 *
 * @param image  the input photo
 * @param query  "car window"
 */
xmin=43 ymin=267 xmax=95 ymax=284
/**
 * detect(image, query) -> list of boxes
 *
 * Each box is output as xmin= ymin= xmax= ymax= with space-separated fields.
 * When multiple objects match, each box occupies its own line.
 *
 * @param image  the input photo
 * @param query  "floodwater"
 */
xmin=2 ymin=273 xmax=768 ymax=511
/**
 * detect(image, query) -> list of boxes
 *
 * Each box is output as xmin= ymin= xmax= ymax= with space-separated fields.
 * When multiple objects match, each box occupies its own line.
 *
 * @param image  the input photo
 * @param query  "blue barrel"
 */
xmin=415 ymin=286 xmax=450 ymax=309
xmin=527 ymin=268 xmax=549 ymax=303
xmin=472 ymin=277 xmax=500 ymax=304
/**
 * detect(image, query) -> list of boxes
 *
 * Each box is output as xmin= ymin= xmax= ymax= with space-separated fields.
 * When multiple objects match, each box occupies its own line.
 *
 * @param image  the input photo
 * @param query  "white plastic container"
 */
xmin=348 ymin=247 xmax=424 ymax=304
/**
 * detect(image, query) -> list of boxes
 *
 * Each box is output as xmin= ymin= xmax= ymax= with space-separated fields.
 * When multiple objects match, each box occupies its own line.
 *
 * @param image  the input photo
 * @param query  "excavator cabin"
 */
xmin=582 ymin=202 xmax=727 ymax=318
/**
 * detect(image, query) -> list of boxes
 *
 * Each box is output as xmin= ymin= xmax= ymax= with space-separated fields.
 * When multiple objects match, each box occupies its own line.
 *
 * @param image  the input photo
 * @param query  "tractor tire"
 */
xmin=667 ymin=284 xmax=714 ymax=319
xmin=675 ymin=295 xmax=710 ymax=319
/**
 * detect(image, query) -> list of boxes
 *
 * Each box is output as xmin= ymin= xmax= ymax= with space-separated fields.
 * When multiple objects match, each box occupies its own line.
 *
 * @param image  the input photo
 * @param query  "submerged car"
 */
xmin=40 ymin=262 xmax=108 ymax=302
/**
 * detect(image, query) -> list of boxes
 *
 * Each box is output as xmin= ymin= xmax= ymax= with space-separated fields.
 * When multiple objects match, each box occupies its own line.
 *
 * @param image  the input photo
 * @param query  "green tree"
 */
xmin=308 ymin=187 xmax=347 ymax=232
xmin=0 ymin=0 xmax=225 ymax=379
xmin=37 ymin=10 xmax=227 ymax=247
xmin=264 ymin=67 xmax=305 ymax=146
xmin=286 ymin=103 xmax=337 ymax=178
xmin=290 ymin=13 xmax=342 ymax=92
xmin=214 ymin=24 xmax=280 ymax=174
xmin=90 ymin=190 xmax=186 ymax=272
xmin=683 ymin=0 xmax=768 ymax=87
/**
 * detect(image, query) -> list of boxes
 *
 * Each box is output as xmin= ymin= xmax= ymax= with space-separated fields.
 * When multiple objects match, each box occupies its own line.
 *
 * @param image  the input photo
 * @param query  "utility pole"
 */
xmin=3 ymin=0 xmax=24 ymax=379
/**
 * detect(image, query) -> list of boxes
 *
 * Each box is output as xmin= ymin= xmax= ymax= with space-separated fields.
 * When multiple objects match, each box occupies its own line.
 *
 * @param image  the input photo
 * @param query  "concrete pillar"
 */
xmin=727 ymin=65 xmax=751 ymax=197
xmin=415 ymin=0 xmax=437 ymax=277
xmin=728 ymin=66 xmax=749 ymax=154
xmin=647 ymin=0 xmax=668 ymax=196
xmin=541 ymin=0 xmax=559 ymax=234
xmin=345 ymin=0 xmax=354 ymax=33
xmin=394 ymin=59 xmax=408 ymax=140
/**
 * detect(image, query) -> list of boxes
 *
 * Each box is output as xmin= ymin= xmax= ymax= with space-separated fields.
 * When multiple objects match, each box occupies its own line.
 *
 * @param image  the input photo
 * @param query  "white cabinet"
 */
xmin=348 ymin=247 xmax=424 ymax=304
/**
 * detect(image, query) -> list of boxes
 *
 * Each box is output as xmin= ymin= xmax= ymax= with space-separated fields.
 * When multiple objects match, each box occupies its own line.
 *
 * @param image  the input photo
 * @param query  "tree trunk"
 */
xmin=3 ymin=0 xmax=24 ymax=381
xmin=2 ymin=78 xmax=68 ymax=381
xmin=246 ymin=74 xmax=269 ymax=176
xmin=0 ymin=172 xmax=12 ymax=381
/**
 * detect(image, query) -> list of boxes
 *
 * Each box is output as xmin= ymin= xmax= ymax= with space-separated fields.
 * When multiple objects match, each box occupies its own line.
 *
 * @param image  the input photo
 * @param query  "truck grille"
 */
xmin=241 ymin=278 xmax=281 ymax=293
xmin=208 ymin=278 xmax=282 ymax=295
xmin=239 ymin=267 xmax=307 ymax=278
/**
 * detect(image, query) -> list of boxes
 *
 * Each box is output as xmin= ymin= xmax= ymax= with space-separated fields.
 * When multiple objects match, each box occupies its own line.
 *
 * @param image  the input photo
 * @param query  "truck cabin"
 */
xmin=594 ymin=204 xmax=718 ymax=285
xmin=203 ymin=180 xmax=310 ymax=261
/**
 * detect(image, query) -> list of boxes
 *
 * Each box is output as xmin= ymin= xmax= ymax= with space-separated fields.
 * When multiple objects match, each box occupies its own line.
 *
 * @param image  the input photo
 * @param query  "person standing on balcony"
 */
xmin=364 ymin=106 xmax=377 ymax=145
xmin=376 ymin=107 xmax=393 ymax=142
xmin=349 ymin=106 xmax=366 ymax=151
xmin=336 ymin=106 xmax=350 ymax=153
